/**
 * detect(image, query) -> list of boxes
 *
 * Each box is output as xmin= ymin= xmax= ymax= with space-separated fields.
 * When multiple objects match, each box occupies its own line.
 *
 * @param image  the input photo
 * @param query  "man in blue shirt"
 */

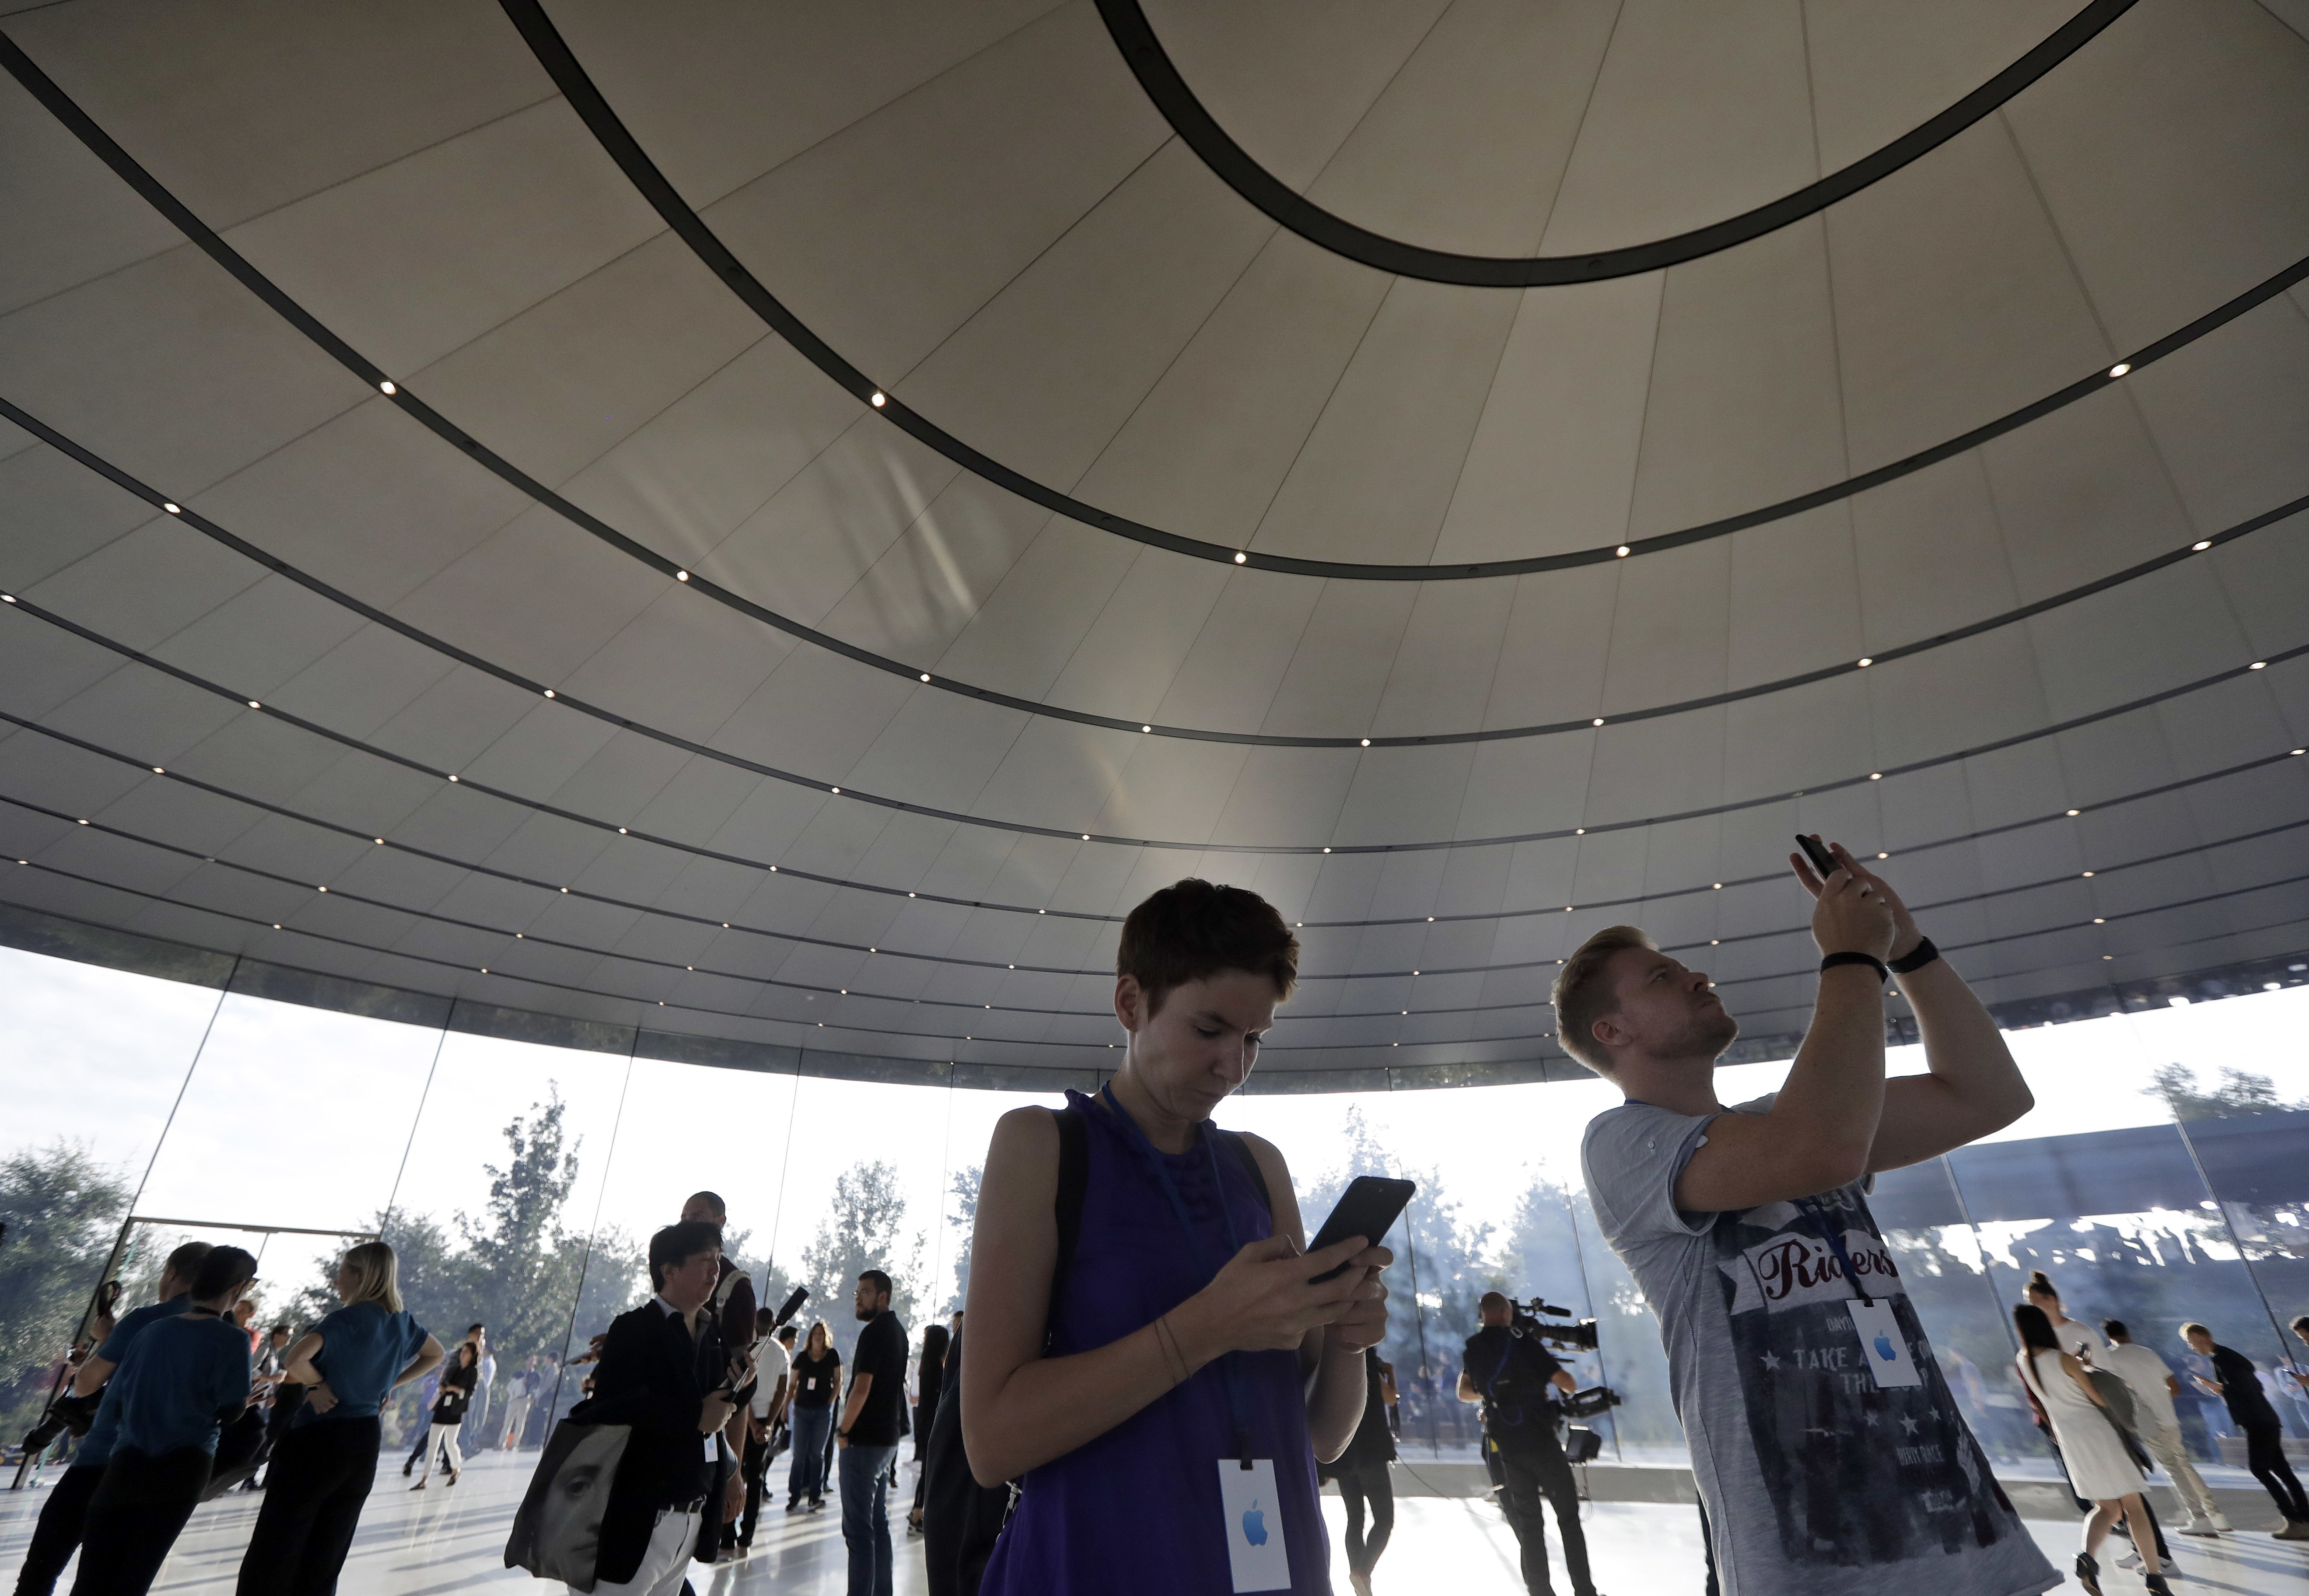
xmin=12 ymin=1241 xmax=212 ymax=1596
xmin=71 ymin=1247 xmax=259 ymax=1596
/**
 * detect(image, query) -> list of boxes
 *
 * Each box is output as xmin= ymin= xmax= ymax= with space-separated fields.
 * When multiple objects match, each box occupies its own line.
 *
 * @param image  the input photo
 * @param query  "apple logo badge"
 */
xmin=1874 ymin=1335 xmax=1896 ymax=1362
xmin=1241 ymin=1500 xmax=1268 ymax=1547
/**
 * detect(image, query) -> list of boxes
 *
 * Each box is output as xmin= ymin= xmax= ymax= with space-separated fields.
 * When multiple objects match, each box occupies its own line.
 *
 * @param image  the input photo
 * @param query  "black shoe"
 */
xmin=2145 ymin=1577 xmax=2173 ymax=1596
xmin=785 ymin=1500 xmax=804 ymax=1513
xmin=2075 ymin=1551 xmax=2101 ymax=1596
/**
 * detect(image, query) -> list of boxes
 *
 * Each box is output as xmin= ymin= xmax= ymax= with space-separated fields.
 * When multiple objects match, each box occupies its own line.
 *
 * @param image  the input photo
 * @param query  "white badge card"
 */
xmin=1846 ymin=1298 xmax=1923 ymax=1388
xmin=1214 ymin=1459 xmax=1293 ymax=1592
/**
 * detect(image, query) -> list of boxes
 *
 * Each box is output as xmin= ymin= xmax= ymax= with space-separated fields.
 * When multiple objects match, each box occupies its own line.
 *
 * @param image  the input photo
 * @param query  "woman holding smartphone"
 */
xmin=964 ymin=881 xmax=1390 ymax=1595
xmin=236 ymin=1242 xmax=441 ymax=1596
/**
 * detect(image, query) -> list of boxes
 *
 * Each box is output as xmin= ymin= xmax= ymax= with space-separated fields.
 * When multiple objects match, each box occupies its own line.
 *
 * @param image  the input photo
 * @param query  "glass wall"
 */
xmin=5 ymin=943 xmax=2307 ymax=1501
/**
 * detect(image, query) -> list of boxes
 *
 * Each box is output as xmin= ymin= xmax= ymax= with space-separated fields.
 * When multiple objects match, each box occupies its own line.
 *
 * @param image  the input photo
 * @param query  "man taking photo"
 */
xmin=1572 ymin=838 xmax=2055 ymax=1596
xmin=1459 ymin=1291 xmax=1594 ymax=1596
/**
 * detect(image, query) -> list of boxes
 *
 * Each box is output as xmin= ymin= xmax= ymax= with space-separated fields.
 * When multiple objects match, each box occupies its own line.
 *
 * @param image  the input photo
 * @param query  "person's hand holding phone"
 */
xmin=1176 ymin=1234 xmax=1376 ymax=1360
xmin=1789 ymin=835 xmax=1896 ymax=961
xmin=1323 ymin=1244 xmax=1392 ymax=1353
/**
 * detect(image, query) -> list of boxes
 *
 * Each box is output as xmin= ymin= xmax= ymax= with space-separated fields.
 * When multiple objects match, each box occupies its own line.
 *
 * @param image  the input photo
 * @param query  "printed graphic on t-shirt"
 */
xmin=1714 ymin=1184 xmax=2017 ymax=1568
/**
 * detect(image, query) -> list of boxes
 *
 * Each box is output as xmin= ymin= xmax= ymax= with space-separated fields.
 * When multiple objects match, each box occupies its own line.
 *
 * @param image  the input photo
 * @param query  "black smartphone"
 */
xmin=1306 ymin=1176 xmax=1417 ymax=1284
xmin=1795 ymin=834 xmax=1839 ymax=877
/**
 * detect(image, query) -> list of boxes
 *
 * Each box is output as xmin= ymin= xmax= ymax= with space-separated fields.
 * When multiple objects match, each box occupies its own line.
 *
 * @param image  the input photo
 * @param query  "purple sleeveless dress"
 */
xmin=979 ymin=1092 xmax=1329 ymax=1595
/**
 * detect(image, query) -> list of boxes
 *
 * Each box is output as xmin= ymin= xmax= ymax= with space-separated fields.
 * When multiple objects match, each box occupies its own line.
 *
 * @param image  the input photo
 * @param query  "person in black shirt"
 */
xmin=787 ymin=1323 xmax=841 ymax=1512
xmin=1459 ymin=1292 xmax=1596 ymax=1596
xmin=1320 ymin=1347 xmax=1398 ymax=1596
xmin=572 ymin=1222 xmax=742 ymax=1596
xmin=2185 ymin=1323 xmax=2309 ymax=1539
xmin=837 ymin=1270 xmax=909 ymax=1596
xmin=412 ymin=1342 xmax=476 ymax=1487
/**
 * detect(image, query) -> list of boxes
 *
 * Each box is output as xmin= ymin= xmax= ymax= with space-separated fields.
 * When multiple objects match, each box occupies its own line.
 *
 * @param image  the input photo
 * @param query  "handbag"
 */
xmin=503 ymin=1420 xmax=633 ymax=1591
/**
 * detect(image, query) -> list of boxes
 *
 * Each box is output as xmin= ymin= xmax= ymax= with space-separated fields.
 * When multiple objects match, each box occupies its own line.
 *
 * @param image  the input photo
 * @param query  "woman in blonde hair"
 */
xmin=236 ymin=1241 xmax=442 ymax=1596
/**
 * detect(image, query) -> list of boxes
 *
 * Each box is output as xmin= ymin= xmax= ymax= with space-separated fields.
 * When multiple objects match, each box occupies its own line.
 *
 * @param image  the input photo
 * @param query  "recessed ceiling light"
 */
xmin=1876 ymin=851 xmax=1888 ymax=859
xmin=871 ymin=392 xmax=886 ymax=407
xmin=618 ymin=827 xmax=627 ymax=834
xmin=1234 ymin=551 xmax=1247 ymax=564
xmin=272 ymin=923 xmax=281 ymax=929
xmin=920 ymin=673 xmax=931 ymax=682
xmin=561 ymin=887 xmax=570 ymax=893
xmin=1322 ymin=847 xmax=1331 ymax=854
xmin=2067 ymin=808 xmax=2080 ymax=816
xmin=2191 ymin=539 xmax=2211 ymax=551
xmin=379 ymin=380 xmax=398 ymax=395
xmin=76 ymin=818 xmax=88 ymax=826
xmin=163 ymin=502 xmax=181 ymax=514
xmin=1615 ymin=545 xmax=1630 ymax=557
xmin=1361 ymin=738 xmax=1370 ymax=747
xmin=2092 ymin=917 xmax=2105 ymax=924
xmin=153 ymin=766 xmax=164 ymax=774
xmin=247 ymin=700 xmax=262 ymax=710
xmin=1592 ymin=718 xmax=1605 ymax=727
xmin=1574 ymin=828 xmax=1584 ymax=835
xmin=831 ymin=786 xmax=840 ymax=794
xmin=2107 ymin=363 xmax=2130 ymax=378
xmin=2293 ymin=749 xmax=2306 ymax=756
xmin=1082 ymin=834 xmax=1091 ymax=841
xmin=316 ymin=885 xmax=327 ymax=892
xmin=1710 ymin=939 xmax=1719 ymax=945
xmin=2248 ymin=661 xmax=2267 ymax=669
xmin=542 ymin=689 xmax=554 ymax=698
xmin=374 ymin=838 xmax=385 ymax=845
xmin=2103 ymin=954 xmax=2113 ymax=960
xmin=676 ymin=570 xmax=690 ymax=582
xmin=1427 ymin=917 xmax=1434 ymax=922
xmin=448 ymin=774 xmax=458 ymax=781
xmin=2082 ymin=871 xmax=2094 ymax=878
xmin=1141 ymin=725 xmax=1151 ymax=733
xmin=1711 ymin=882 xmax=1722 ymax=890
xmin=1412 ymin=970 xmax=1420 ymax=975
xmin=1857 ymin=658 xmax=1872 ymax=668
xmin=1868 ymin=772 xmax=1882 ymax=780
xmin=0 ymin=594 xmax=14 ymax=602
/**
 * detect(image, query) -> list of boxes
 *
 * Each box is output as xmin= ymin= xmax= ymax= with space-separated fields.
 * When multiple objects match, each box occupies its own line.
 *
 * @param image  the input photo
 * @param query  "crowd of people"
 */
xmin=10 ymin=866 xmax=2309 ymax=1596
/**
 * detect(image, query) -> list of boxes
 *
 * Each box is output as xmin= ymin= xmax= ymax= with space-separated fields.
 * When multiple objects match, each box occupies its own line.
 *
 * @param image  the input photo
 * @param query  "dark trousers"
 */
xmin=14 ymin=1464 xmax=103 ymax=1596
xmin=1334 ymin=1465 xmax=1395 ymax=1577
xmin=2246 ymin=1423 xmax=2309 ymax=1520
xmin=235 ymin=1416 xmax=380 ymax=1596
xmin=738 ymin=1432 xmax=771 ymax=1547
xmin=1496 ymin=1433 xmax=1594 ymax=1596
xmin=70 ymin=1446 xmax=211 ymax=1596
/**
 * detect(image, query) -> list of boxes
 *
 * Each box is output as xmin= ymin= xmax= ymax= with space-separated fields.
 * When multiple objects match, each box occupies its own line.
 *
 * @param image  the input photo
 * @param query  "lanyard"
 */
xmin=1793 ymin=1196 xmax=1874 ymax=1307
xmin=1099 ymin=1085 xmax=1254 ymax=1463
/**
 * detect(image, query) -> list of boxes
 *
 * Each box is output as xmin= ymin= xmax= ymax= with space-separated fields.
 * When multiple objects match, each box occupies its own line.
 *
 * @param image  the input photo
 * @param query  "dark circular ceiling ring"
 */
xmin=1094 ymin=0 xmax=2137 ymax=287
xmin=6 ymin=581 xmax=2303 ymax=862
xmin=11 ymin=823 xmax=2296 ymax=1054
xmin=484 ymin=2 xmax=2309 ymax=583
xmin=7 ymin=396 xmax=2301 ymax=769
xmin=7 ymin=692 xmax=2300 ymax=971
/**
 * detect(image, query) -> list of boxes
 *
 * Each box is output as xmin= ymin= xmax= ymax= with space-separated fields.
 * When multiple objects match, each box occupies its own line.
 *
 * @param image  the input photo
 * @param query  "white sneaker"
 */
xmin=2178 ymin=1516 xmax=2221 ymax=1536
xmin=2115 ymin=1548 xmax=2142 ymax=1571
xmin=2208 ymin=1512 xmax=2233 ymax=1532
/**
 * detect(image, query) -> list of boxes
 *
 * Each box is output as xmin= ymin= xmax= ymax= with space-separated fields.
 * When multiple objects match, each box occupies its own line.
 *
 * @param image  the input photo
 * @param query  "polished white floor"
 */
xmin=4 ymin=1449 xmax=2308 ymax=1594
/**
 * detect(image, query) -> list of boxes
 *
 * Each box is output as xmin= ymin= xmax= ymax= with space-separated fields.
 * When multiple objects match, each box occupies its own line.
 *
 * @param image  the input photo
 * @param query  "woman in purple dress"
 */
xmin=964 ymin=880 xmax=1392 ymax=1595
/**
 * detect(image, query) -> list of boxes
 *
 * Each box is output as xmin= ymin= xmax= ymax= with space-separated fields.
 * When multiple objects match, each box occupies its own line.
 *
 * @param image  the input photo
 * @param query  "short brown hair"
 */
xmin=2181 ymin=1321 xmax=2211 ymax=1339
xmin=1117 ymin=880 xmax=1298 ymax=1015
xmin=1550 ymin=925 xmax=1657 ymax=1077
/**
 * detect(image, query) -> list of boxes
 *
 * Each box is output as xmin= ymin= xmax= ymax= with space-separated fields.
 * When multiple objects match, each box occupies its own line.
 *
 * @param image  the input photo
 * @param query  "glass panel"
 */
xmin=2178 ymin=1110 xmax=2309 ymax=1436
xmin=767 ymin=1074 xmax=955 ymax=1362
xmin=366 ymin=1030 xmax=632 ymax=1455
xmin=1944 ymin=1121 xmax=2267 ymax=1470
xmin=127 ymin=993 xmax=445 ymax=1334
xmin=0 ymin=949 xmax=228 ymax=1437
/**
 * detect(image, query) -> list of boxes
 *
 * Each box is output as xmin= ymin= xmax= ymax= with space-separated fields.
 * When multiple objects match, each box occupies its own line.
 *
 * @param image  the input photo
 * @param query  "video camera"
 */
xmin=1496 ymin=1297 xmax=1622 ymax=1440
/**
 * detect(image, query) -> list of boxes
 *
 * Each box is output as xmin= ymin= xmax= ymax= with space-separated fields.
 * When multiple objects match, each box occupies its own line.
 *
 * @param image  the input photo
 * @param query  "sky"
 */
xmin=5 ymin=942 xmax=2306 ymax=1320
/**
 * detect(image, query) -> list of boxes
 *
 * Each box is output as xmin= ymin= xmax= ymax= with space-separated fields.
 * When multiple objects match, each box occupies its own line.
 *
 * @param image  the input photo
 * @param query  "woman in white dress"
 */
xmin=2015 ymin=1303 xmax=2166 ymax=1594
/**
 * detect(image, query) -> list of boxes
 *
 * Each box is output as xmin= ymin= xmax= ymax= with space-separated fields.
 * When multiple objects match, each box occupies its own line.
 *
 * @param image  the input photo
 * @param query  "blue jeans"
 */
xmin=787 ymin=1405 xmax=833 ymax=1505
xmin=838 ymin=1442 xmax=897 ymax=1596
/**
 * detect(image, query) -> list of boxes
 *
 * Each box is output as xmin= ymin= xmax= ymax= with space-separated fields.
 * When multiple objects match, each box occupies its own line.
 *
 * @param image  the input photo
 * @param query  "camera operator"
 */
xmin=1568 ymin=840 xmax=2051 ymax=1596
xmin=1459 ymin=1292 xmax=1596 ymax=1596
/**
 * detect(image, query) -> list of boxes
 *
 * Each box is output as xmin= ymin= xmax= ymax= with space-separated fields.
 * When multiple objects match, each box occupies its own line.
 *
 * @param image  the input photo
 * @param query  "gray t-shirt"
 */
xmin=1581 ymin=1095 xmax=2055 ymax=1596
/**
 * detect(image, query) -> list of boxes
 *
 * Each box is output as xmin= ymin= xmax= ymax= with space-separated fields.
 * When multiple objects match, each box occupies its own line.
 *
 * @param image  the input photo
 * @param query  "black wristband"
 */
xmin=1888 ymin=935 xmax=1940 ymax=975
xmin=1819 ymin=951 xmax=1890 ymax=983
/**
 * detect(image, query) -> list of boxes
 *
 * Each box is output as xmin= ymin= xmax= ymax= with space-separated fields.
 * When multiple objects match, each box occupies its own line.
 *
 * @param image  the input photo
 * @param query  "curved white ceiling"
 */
xmin=1 ymin=0 xmax=2306 ymax=1085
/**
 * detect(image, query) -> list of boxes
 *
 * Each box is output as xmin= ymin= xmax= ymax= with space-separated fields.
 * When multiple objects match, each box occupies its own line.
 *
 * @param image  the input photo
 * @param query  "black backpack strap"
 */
xmin=1220 ymin=1130 xmax=1272 ymax=1216
xmin=1045 ymin=1103 xmax=1088 ymax=1348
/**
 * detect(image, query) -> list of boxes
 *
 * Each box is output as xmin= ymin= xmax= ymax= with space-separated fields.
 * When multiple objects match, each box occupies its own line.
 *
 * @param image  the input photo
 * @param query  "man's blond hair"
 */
xmin=1550 ymin=925 xmax=1657 ymax=1077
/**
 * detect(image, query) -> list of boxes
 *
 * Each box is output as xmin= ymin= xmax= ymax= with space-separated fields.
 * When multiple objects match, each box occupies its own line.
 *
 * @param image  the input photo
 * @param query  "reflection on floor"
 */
xmin=6 ymin=1449 xmax=2309 ymax=1594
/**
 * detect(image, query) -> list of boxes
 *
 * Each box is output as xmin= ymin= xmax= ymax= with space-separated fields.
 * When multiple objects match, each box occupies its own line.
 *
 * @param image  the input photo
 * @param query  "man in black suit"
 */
xmin=571 ymin=1221 xmax=743 ymax=1595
